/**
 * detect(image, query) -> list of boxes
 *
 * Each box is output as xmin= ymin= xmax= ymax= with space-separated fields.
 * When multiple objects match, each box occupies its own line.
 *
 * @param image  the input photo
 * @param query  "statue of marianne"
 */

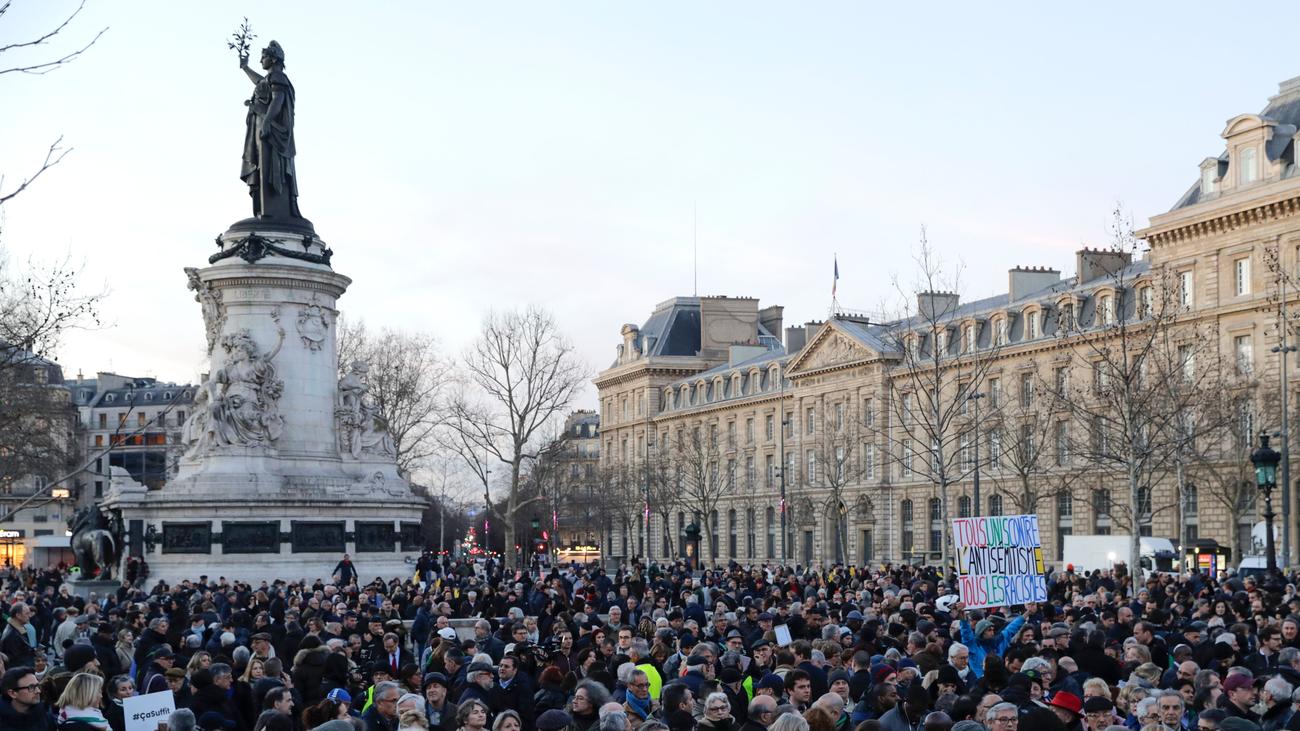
xmin=239 ymin=41 xmax=302 ymax=222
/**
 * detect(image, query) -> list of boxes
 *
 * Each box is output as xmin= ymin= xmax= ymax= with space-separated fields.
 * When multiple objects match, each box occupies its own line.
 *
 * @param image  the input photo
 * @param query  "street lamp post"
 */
xmin=1251 ymin=432 xmax=1282 ymax=583
xmin=968 ymin=392 xmax=986 ymax=516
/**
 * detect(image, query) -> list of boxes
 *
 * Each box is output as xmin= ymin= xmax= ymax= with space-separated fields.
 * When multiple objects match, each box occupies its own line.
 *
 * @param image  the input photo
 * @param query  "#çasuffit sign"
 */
xmin=951 ymin=514 xmax=1048 ymax=609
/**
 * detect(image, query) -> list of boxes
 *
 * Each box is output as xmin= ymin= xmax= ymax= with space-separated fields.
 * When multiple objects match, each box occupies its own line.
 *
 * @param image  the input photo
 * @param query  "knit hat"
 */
xmin=757 ymin=673 xmax=785 ymax=692
xmin=975 ymin=620 xmax=994 ymax=637
xmin=1220 ymin=719 xmax=1262 ymax=731
xmin=537 ymin=710 xmax=574 ymax=731
xmin=327 ymin=688 xmax=352 ymax=704
xmin=423 ymin=672 xmax=449 ymax=688
xmin=936 ymin=665 xmax=961 ymax=686
xmin=63 ymin=644 xmax=97 ymax=671
xmin=828 ymin=669 xmax=850 ymax=686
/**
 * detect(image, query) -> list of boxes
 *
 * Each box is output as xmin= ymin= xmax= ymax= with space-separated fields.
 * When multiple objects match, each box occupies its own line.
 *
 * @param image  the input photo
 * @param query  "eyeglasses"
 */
xmin=992 ymin=717 xmax=1019 ymax=725
xmin=707 ymin=706 xmax=730 ymax=713
xmin=13 ymin=683 xmax=40 ymax=692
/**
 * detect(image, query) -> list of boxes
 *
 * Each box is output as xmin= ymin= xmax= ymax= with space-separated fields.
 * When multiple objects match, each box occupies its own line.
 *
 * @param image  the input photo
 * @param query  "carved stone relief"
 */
xmin=203 ymin=312 xmax=286 ymax=450
xmin=336 ymin=361 xmax=397 ymax=459
xmin=185 ymin=267 xmax=226 ymax=355
xmin=296 ymin=298 xmax=329 ymax=352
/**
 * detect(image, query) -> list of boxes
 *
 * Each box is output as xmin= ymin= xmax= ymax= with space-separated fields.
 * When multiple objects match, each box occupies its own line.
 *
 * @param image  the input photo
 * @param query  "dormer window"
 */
xmin=964 ymin=324 xmax=977 ymax=352
xmin=995 ymin=318 xmax=1007 ymax=346
xmin=1098 ymin=294 xmax=1115 ymax=326
xmin=1202 ymin=165 xmax=1217 ymax=195
xmin=1138 ymin=286 xmax=1153 ymax=318
xmin=1025 ymin=310 xmax=1040 ymax=339
xmin=1057 ymin=302 xmax=1075 ymax=332
xmin=1239 ymin=146 xmax=1259 ymax=185
xmin=936 ymin=330 xmax=948 ymax=354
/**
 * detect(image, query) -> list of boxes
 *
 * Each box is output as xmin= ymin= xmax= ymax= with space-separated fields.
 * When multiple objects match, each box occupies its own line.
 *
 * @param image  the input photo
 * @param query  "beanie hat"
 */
xmin=975 ymin=620 xmax=994 ymax=637
xmin=64 ymin=644 xmax=97 ymax=671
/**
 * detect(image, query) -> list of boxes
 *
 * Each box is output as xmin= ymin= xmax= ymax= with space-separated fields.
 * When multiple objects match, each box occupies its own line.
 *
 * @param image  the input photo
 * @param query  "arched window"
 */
xmin=988 ymin=494 xmax=1003 ymax=517
xmin=677 ymin=512 xmax=686 ymax=556
xmin=709 ymin=510 xmax=719 ymax=559
xmin=958 ymin=495 xmax=972 ymax=518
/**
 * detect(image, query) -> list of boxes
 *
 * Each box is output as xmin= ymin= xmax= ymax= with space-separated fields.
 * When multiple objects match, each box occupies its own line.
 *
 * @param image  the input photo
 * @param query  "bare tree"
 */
xmin=870 ymin=233 xmax=1001 ymax=567
xmin=985 ymin=371 xmax=1084 ymax=521
xmin=1049 ymin=209 xmax=1234 ymax=584
xmin=420 ymin=452 xmax=479 ymax=552
xmin=336 ymin=318 xmax=450 ymax=478
xmin=445 ymin=307 xmax=590 ymax=569
xmin=805 ymin=401 xmax=871 ymax=562
xmin=669 ymin=422 xmax=732 ymax=566
xmin=0 ymin=0 xmax=107 ymax=206
xmin=647 ymin=444 xmax=682 ymax=559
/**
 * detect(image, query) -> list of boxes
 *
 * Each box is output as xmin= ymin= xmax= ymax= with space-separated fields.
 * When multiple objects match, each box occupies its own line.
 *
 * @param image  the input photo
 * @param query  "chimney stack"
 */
xmin=1075 ymin=248 xmax=1132 ymax=284
xmin=1008 ymin=266 xmax=1062 ymax=302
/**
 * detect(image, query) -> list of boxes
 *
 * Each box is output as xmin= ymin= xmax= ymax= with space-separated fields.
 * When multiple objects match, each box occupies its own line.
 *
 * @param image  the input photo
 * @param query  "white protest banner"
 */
xmin=124 ymin=690 xmax=176 ymax=731
xmin=951 ymin=514 xmax=1047 ymax=609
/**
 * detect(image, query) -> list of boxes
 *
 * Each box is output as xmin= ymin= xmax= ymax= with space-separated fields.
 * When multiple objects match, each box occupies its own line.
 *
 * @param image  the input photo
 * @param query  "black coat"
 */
xmin=292 ymin=645 xmax=331 ymax=705
xmin=0 ymin=700 xmax=54 ymax=731
xmin=190 ymin=684 xmax=247 ymax=731
xmin=1 ymin=621 xmax=37 ymax=668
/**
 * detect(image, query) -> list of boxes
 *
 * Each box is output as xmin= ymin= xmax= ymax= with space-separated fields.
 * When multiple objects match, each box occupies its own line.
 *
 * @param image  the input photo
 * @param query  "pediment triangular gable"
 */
xmin=787 ymin=321 xmax=879 ymax=374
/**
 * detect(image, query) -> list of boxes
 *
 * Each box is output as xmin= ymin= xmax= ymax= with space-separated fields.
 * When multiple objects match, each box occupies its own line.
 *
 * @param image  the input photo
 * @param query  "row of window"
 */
xmin=94 ymin=410 xmax=187 ymax=430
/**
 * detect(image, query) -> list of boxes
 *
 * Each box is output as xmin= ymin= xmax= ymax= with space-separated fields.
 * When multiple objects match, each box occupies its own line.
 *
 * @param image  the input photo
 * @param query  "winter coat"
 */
xmin=292 ymin=645 xmax=331 ymax=705
xmin=958 ymin=615 xmax=1026 ymax=679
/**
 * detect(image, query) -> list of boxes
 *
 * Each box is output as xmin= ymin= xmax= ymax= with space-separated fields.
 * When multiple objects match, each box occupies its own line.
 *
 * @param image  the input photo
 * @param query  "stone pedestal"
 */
xmin=103 ymin=227 xmax=427 ymax=583
xmin=65 ymin=579 xmax=119 ymax=602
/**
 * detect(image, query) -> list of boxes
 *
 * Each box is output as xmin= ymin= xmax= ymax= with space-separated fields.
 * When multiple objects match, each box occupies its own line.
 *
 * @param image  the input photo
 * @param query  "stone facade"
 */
xmin=594 ymin=74 xmax=1300 ymax=569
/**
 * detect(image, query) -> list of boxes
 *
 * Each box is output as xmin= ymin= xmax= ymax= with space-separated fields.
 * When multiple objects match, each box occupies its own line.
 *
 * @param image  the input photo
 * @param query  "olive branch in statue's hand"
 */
xmin=228 ymin=17 xmax=256 ymax=66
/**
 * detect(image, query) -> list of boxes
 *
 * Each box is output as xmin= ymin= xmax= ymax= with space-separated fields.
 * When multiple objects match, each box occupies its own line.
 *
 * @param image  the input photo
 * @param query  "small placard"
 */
xmin=124 ymin=690 xmax=176 ymax=731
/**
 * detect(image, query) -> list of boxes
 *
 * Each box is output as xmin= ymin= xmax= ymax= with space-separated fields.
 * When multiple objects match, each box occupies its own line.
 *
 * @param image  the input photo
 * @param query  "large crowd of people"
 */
xmin=0 ymin=554 xmax=1298 ymax=731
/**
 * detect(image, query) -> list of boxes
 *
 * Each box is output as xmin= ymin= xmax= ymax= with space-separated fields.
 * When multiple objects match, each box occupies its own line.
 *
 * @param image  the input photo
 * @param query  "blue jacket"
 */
xmin=958 ymin=614 xmax=1026 ymax=678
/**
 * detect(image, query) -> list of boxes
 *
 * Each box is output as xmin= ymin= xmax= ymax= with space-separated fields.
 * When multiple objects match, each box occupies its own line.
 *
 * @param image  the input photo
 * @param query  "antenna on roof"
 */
xmin=693 ymin=203 xmax=698 ymax=297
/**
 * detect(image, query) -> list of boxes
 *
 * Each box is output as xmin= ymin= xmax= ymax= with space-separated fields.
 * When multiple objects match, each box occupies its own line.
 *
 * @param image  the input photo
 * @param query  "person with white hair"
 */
xmin=1261 ymin=676 xmax=1294 ymax=731
xmin=947 ymin=642 xmax=973 ymax=683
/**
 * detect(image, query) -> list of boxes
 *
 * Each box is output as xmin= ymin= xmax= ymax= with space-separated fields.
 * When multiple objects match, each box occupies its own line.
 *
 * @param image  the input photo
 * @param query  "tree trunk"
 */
xmin=1129 ymin=466 xmax=1143 ymax=585
xmin=837 ymin=520 xmax=847 ymax=566
xmin=1175 ymin=458 xmax=1187 ymax=567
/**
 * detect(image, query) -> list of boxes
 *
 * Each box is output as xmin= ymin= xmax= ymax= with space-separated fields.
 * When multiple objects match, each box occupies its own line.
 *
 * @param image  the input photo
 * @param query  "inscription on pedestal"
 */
xmin=356 ymin=522 xmax=395 ymax=552
xmin=223 ymin=522 xmax=282 ymax=553
xmin=162 ymin=523 xmax=212 ymax=554
xmin=291 ymin=521 xmax=345 ymax=553
xmin=400 ymin=522 xmax=421 ymax=552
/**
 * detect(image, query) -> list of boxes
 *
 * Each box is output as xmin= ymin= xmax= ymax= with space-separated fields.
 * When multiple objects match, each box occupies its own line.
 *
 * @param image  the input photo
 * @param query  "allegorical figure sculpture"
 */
xmin=239 ymin=41 xmax=302 ymax=222
xmin=209 ymin=322 xmax=286 ymax=448
xmin=336 ymin=361 xmax=397 ymax=459
xmin=185 ymin=267 xmax=226 ymax=354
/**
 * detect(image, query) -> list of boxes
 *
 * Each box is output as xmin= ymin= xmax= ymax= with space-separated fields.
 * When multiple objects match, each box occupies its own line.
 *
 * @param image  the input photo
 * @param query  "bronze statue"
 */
xmin=69 ymin=505 xmax=118 ymax=580
xmin=238 ymin=41 xmax=306 ymax=225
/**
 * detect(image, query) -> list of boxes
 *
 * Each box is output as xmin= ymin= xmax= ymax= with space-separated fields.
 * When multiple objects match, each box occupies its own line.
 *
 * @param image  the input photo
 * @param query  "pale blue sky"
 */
xmin=1 ymin=1 xmax=1291 ymax=402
